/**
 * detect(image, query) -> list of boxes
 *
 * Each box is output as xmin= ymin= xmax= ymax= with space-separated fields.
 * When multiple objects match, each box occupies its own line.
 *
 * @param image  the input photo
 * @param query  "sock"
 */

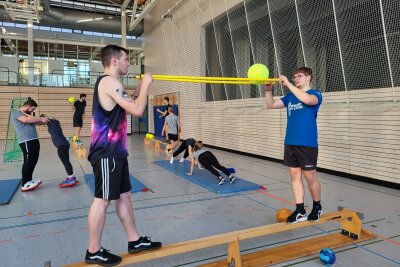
xmin=68 ymin=174 xmax=74 ymax=178
xmin=229 ymin=174 xmax=233 ymax=178
xmin=313 ymin=200 xmax=321 ymax=209
xmin=296 ymin=203 xmax=305 ymax=213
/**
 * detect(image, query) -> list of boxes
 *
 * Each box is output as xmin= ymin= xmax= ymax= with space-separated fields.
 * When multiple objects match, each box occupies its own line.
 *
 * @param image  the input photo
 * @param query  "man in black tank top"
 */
xmin=84 ymin=45 xmax=161 ymax=266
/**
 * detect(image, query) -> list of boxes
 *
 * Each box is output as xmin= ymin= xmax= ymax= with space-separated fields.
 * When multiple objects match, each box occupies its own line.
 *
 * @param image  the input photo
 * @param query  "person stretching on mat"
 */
xmin=187 ymin=141 xmax=236 ymax=185
xmin=85 ymin=45 xmax=161 ymax=266
xmin=265 ymin=67 xmax=323 ymax=223
xmin=11 ymin=98 xmax=49 ymax=192
xmin=40 ymin=114 xmax=78 ymax=187
xmin=162 ymin=107 xmax=180 ymax=155
xmin=168 ymin=137 xmax=195 ymax=164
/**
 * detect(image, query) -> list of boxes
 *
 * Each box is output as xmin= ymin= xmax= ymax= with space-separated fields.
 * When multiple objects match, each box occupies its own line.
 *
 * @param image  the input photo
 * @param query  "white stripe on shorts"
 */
xmin=101 ymin=158 xmax=109 ymax=199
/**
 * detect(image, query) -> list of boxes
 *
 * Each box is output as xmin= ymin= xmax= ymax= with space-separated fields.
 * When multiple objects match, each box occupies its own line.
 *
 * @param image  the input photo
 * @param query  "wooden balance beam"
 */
xmin=71 ymin=142 xmax=87 ymax=159
xmin=144 ymin=137 xmax=171 ymax=150
xmin=63 ymin=209 xmax=375 ymax=267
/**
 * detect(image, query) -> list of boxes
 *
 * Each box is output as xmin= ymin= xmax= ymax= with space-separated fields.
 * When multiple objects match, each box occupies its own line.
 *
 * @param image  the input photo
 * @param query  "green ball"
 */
xmin=68 ymin=97 xmax=75 ymax=103
xmin=247 ymin=64 xmax=269 ymax=84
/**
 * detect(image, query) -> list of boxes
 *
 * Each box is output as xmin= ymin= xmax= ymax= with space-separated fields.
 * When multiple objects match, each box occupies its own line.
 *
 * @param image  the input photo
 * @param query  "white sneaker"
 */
xmin=21 ymin=180 xmax=42 ymax=192
xmin=170 ymin=157 xmax=174 ymax=164
xmin=179 ymin=158 xmax=185 ymax=163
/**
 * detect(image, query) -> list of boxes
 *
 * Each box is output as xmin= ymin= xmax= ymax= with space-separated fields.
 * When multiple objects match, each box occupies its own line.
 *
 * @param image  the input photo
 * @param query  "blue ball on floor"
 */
xmin=320 ymin=248 xmax=336 ymax=265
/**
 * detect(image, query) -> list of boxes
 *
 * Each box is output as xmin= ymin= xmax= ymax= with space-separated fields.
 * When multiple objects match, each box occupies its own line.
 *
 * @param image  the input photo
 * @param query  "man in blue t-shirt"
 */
xmin=265 ymin=67 xmax=323 ymax=224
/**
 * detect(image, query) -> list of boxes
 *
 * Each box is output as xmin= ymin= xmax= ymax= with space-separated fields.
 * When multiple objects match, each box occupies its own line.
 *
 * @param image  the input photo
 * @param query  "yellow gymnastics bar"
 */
xmin=150 ymin=77 xmax=277 ymax=84
xmin=134 ymin=74 xmax=279 ymax=83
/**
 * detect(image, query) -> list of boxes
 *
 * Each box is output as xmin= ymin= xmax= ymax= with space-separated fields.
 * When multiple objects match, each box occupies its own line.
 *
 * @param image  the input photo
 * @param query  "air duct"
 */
xmin=0 ymin=0 xmax=143 ymax=35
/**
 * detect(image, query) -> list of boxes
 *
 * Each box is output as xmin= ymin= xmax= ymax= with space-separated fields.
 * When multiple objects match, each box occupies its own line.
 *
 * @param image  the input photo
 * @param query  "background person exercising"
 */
xmin=162 ymin=106 xmax=180 ymax=155
xmin=40 ymin=114 xmax=78 ymax=187
xmin=73 ymin=93 xmax=87 ymax=145
xmin=11 ymin=98 xmax=48 ymax=192
xmin=188 ymin=141 xmax=236 ymax=185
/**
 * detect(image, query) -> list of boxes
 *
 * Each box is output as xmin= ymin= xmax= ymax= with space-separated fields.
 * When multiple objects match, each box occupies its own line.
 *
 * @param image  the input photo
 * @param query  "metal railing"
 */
xmin=0 ymin=67 xmax=18 ymax=85
xmin=0 ymin=67 xmax=138 ymax=88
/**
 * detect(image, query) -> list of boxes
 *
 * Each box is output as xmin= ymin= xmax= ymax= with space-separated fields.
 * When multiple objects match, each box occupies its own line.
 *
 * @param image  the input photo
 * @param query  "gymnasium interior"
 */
xmin=0 ymin=0 xmax=399 ymax=266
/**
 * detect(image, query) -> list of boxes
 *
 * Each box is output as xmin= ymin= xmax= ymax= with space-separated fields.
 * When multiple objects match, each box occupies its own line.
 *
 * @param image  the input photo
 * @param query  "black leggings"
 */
xmin=173 ymin=142 xmax=191 ymax=158
xmin=198 ymin=151 xmax=231 ymax=178
xmin=57 ymin=144 xmax=73 ymax=176
xmin=19 ymin=139 xmax=40 ymax=186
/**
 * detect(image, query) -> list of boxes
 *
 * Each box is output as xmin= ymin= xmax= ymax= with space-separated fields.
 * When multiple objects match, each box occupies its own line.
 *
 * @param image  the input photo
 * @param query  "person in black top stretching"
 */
xmin=40 ymin=114 xmax=78 ymax=187
xmin=168 ymin=138 xmax=195 ymax=164
xmin=73 ymin=93 xmax=87 ymax=145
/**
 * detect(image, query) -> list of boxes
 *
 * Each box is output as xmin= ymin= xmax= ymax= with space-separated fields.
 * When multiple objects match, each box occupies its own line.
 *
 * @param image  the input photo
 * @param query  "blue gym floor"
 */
xmin=0 ymin=134 xmax=399 ymax=267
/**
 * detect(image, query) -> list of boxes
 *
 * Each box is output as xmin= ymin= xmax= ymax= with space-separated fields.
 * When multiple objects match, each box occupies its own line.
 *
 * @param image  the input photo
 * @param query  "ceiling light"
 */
xmin=76 ymin=18 xmax=93 ymax=23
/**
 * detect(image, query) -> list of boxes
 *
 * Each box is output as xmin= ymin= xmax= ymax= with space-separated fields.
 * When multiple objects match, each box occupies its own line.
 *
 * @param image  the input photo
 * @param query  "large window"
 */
xmin=204 ymin=0 xmax=398 ymax=101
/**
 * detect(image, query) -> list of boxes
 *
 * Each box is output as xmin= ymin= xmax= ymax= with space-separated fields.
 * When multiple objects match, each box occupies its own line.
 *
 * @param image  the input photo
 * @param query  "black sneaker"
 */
xmin=307 ymin=206 xmax=322 ymax=222
xmin=128 ymin=236 xmax=162 ymax=254
xmin=229 ymin=175 xmax=237 ymax=183
xmin=287 ymin=210 xmax=307 ymax=224
xmin=85 ymin=247 xmax=122 ymax=266
xmin=217 ymin=177 xmax=225 ymax=185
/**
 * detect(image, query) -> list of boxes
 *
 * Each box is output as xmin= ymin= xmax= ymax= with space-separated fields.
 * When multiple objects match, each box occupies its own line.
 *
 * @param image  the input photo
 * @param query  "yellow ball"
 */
xmin=68 ymin=97 xmax=75 ymax=103
xmin=149 ymin=134 xmax=154 ymax=139
xmin=247 ymin=64 xmax=269 ymax=84
xmin=146 ymin=133 xmax=150 ymax=139
xmin=73 ymin=135 xmax=77 ymax=141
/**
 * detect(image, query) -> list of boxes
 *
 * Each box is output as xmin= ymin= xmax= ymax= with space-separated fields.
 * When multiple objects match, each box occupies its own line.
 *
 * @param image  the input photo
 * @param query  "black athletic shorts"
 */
xmin=283 ymin=145 xmax=318 ymax=170
xmin=73 ymin=116 xmax=83 ymax=128
xmin=91 ymin=157 xmax=132 ymax=200
xmin=168 ymin=133 xmax=178 ymax=141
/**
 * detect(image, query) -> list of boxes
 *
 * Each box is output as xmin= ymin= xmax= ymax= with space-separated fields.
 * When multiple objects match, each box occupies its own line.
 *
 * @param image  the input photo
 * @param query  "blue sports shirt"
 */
xmin=280 ymin=89 xmax=322 ymax=148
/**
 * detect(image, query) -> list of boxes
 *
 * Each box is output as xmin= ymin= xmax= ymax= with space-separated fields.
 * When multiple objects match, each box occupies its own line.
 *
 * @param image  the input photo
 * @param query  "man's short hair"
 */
xmin=294 ymin=67 xmax=313 ymax=82
xmin=80 ymin=93 xmax=87 ymax=99
xmin=168 ymin=107 xmax=174 ymax=112
xmin=100 ymin=45 xmax=128 ymax=67
xmin=23 ymin=98 xmax=38 ymax=107
xmin=164 ymin=97 xmax=169 ymax=102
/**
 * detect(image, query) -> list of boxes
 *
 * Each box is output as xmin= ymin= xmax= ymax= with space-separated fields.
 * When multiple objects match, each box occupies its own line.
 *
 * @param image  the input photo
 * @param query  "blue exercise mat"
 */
xmin=0 ymin=179 xmax=21 ymax=205
xmin=84 ymin=174 xmax=149 ymax=194
xmin=154 ymin=160 xmax=261 ymax=194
